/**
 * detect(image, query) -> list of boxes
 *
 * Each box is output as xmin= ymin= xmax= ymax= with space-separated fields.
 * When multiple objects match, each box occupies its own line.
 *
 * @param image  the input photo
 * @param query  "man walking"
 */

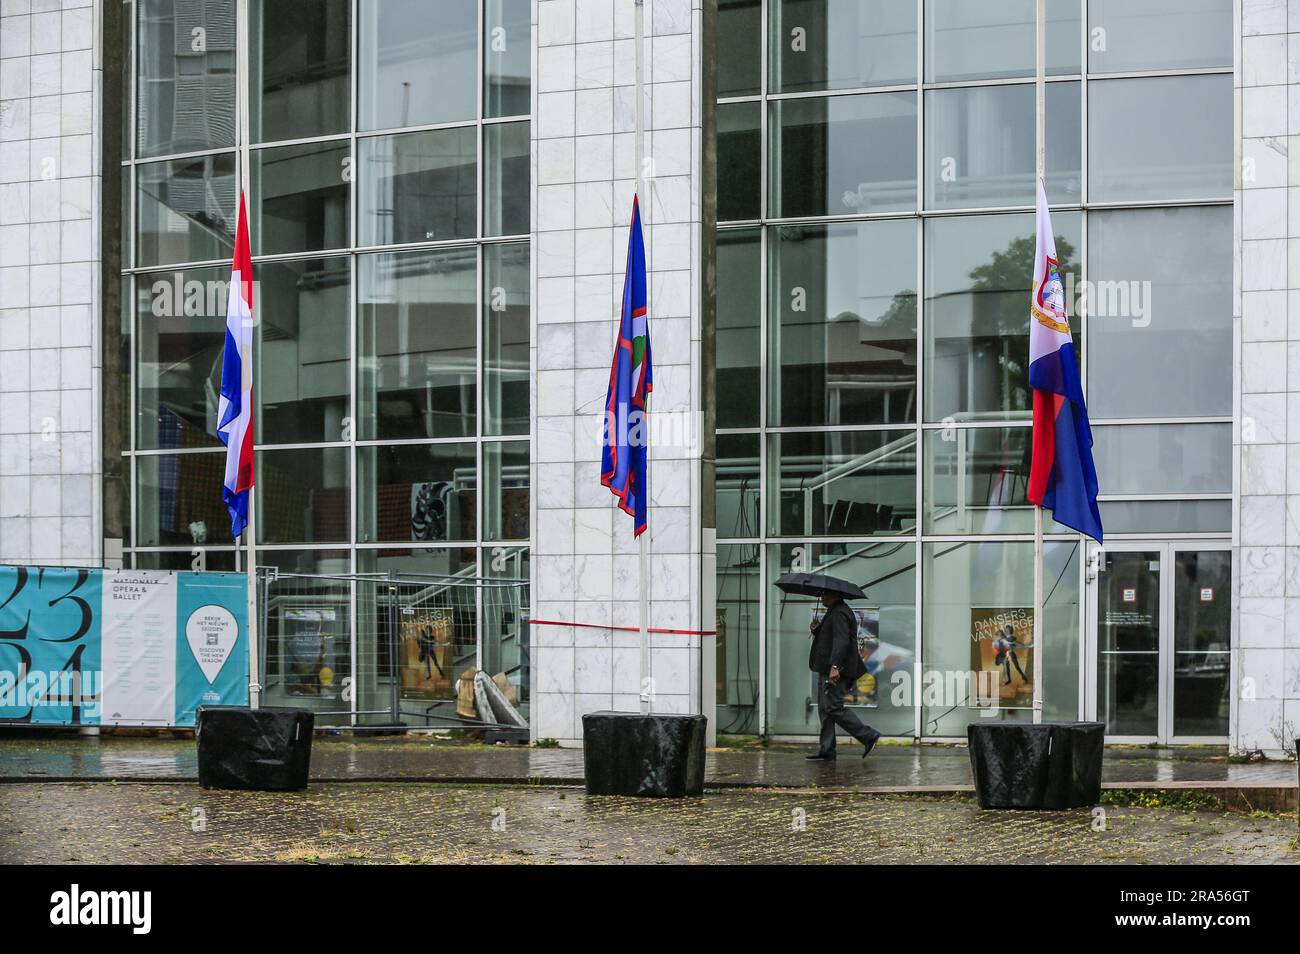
xmin=805 ymin=591 xmax=882 ymax=761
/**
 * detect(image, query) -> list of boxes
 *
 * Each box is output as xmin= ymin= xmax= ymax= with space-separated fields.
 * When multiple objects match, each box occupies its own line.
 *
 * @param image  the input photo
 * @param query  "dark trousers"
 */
xmin=816 ymin=674 xmax=881 ymax=756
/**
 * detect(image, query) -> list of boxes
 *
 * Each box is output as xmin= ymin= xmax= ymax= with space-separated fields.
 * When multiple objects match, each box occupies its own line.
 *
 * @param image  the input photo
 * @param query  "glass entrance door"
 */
xmin=1087 ymin=542 xmax=1230 ymax=742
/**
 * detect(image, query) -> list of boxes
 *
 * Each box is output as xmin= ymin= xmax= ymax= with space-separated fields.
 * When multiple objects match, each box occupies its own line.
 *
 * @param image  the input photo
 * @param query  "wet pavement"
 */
xmin=0 ymin=734 xmax=1295 ymax=794
xmin=2 ymin=781 xmax=1296 ymax=864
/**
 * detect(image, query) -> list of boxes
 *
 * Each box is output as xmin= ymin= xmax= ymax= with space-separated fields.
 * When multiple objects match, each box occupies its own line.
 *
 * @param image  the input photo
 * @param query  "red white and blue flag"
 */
xmin=217 ymin=193 xmax=255 ymax=540
xmin=601 ymin=195 xmax=652 ymax=536
xmin=1028 ymin=181 xmax=1102 ymax=542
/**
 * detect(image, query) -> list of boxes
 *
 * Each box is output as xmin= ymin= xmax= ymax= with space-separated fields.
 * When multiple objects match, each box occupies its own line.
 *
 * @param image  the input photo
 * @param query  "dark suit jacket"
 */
xmin=808 ymin=599 xmax=866 ymax=682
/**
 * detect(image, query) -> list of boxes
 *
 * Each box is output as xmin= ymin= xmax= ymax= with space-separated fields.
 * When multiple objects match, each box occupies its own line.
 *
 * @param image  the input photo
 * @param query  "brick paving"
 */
xmin=1 ymin=782 xmax=1296 ymax=865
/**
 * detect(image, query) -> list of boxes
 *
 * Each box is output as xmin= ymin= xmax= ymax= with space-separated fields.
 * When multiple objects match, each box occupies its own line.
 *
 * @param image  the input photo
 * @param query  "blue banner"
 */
xmin=0 ymin=567 xmax=249 ymax=727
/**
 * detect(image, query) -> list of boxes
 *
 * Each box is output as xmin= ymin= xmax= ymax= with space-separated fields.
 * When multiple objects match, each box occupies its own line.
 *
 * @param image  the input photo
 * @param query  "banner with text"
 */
xmin=0 ymin=567 xmax=249 ymax=726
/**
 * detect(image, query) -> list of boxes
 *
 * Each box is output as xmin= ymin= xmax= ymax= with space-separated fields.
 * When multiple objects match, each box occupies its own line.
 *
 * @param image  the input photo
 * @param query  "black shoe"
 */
xmin=861 ymin=734 xmax=880 ymax=758
xmin=805 ymin=753 xmax=835 ymax=761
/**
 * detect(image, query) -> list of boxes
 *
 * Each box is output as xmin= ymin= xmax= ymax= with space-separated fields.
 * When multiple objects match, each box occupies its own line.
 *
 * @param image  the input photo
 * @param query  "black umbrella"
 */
xmin=774 ymin=572 xmax=866 ymax=601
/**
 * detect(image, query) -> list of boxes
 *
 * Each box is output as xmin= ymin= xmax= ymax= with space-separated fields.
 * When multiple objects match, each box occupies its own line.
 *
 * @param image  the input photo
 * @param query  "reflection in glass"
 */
xmin=924 ymin=0 xmax=1079 ymax=82
xmin=1088 ymin=75 xmax=1232 ymax=203
xmin=1099 ymin=500 xmax=1230 ymax=535
xmin=718 ymin=0 xmax=762 ymax=97
xmin=358 ymin=248 xmax=477 ymax=440
xmin=137 ymin=154 xmax=237 ymax=266
xmin=256 ymin=447 xmax=350 ymax=544
xmin=717 ymin=229 xmax=762 ymax=429
xmin=718 ymin=102 xmax=761 ymax=222
xmin=484 ymin=243 xmax=530 ymax=436
xmin=251 ymin=0 xmax=350 ymax=142
xmin=485 ymin=0 xmax=531 ymax=118
xmin=484 ymin=121 xmax=530 ymax=237
xmin=1086 ymin=206 xmax=1230 ymax=419
xmin=924 ymin=427 xmax=1076 ymax=535
xmin=1173 ymin=549 xmax=1230 ymax=737
xmin=925 ymin=82 xmax=1080 ymax=209
xmin=135 ymin=265 xmax=228 ymax=449
xmin=771 ymin=92 xmax=916 ymax=217
xmin=483 ymin=546 xmax=531 ymax=715
xmin=259 ymin=550 xmax=352 ymax=718
xmin=134 ymin=549 xmax=238 ymax=571
xmin=256 ymin=257 xmax=350 ymax=445
xmin=769 ymin=220 xmax=916 ymax=427
xmin=1093 ymin=424 xmax=1231 ymax=496
xmin=717 ymin=433 xmax=761 ymax=540
xmin=355 ymin=545 xmax=480 ymax=725
xmin=1088 ymin=0 xmax=1231 ymax=74
xmin=137 ymin=0 xmax=236 ymax=157
xmin=716 ymin=543 xmax=761 ymax=733
xmin=358 ymin=443 xmax=478 ymax=543
xmin=924 ymin=211 xmax=1080 ymax=421
xmin=358 ymin=0 xmax=476 ymax=130
xmin=358 ymin=127 xmax=477 ymax=246
xmin=768 ymin=430 xmax=916 ymax=536
xmin=252 ymin=141 xmax=350 ymax=254
xmin=767 ymin=541 xmax=916 ymax=736
xmin=771 ymin=0 xmax=917 ymax=92
xmin=1097 ymin=550 xmax=1160 ymax=737
xmin=922 ymin=540 xmax=1079 ymax=736
xmin=137 ymin=452 xmax=233 ymax=546
xmin=484 ymin=441 xmax=529 ymax=541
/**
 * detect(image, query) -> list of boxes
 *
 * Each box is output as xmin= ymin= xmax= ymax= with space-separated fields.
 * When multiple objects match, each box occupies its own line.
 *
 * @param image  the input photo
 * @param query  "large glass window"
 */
xmin=922 ymin=540 xmax=1080 ymax=736
xmin=254 ymin=257 xmax=351 ymax=445
xmin=768 ymin=430 xmax=916 ymax=537
xmin=717 ymin=229 xmax=762 ymax=429
xmin=122 ymin=1 xmax=532 ymax=726
xmin=924 ymin=0 xmax=1080 ymax=82
xmin=358 ymin=0 xmax=478 ymax=130
xmin=358 ymin=247 xmax=478 ymax=441
xmin=770 ymin=0 xmax=918 ymax=93
xmin=713 ymin=0 xmax=1231 ymax=740
xmin=1088 ymin=75 xmax=1232 ymax=203
xmin=358 ymin=128 xmax=477 ymax=246
xmin=1087 ymin=0 xmax=1232 ymax=74
xmin=251 ymin=0 xmax=351 ymax=142
xmin=769 ymin=219 xmax=917 ymax=427
xmin=358 ymin=442 xmax=479 ymax=544
xmin=137 ymin=0 xmax=236 ymax=157
xmin=718 ymin=102 xmax=761 ymax=223
xmin=924 ymin=210 xmax=1080 ymax=422
xmin=135 ymin=265 xmax=229 ymax=450
xmin=1086 ymin=206 xmax=1231 ymax=419
xmin=136 ymin=154 xmax=237 ymax=266
xmin=251 ymin=141 xmax=351 ymax=254
xmin=485 ymin=0 xmax=531 ymax=118
xmin=924 ymin=81 xmax=1080 ymax=209
xmin=771 ymin=92 xmax=917 ymax=217
xmin=483 ymin=243 xmax=530 ymax=436
xmin=767 ymin=541 xmax=917 ymax=736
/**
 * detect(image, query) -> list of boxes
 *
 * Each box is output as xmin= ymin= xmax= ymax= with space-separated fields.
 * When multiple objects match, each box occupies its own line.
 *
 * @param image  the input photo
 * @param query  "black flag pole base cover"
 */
xmin=582 ymin=711 xmax=707 ymax=797
xmin=196 ymin=705 xmax=314 ymax=792
xmin=967 ymin=721 xmax=1104 ymax=809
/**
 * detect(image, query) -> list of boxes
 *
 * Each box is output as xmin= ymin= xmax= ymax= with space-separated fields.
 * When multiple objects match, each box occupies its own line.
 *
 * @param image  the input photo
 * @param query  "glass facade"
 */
xmin=715 ymin=0 xmax=1232 ymax=737
xmin=119 ymin=0 xmax=531 ymax=723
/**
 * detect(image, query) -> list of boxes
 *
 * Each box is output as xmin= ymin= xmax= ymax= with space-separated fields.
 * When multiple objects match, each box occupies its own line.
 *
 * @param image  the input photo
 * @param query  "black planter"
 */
xmin=968 ymin=721 xmax=1104 ymax=810
xmin=196 ymin=706 xmax=314 ymax=792
xmin=582 ymin=711 xmax=707 ymax=797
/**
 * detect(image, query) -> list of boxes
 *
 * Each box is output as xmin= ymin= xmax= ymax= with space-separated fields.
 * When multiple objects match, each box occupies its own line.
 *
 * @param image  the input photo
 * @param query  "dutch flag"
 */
xmin=217 ymin=193 xmax=255 ymax=540
xmin=1027 ymin=180 xmax=1103 ymax=543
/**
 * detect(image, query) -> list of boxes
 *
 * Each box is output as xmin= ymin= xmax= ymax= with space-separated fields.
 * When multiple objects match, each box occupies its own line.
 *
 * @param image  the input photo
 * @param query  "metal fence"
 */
xmin=256 ymin=567 xmax=529 ymax=731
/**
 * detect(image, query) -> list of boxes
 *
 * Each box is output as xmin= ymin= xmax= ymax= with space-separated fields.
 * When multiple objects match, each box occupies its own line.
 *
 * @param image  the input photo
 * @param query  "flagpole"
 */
xmin=1031 ymin=0 xmax=1045 ymax=725
xmin=238 ymin=0 xmax=260 ymax=710
xmin=634 ymin=0 xmax=651 ymax=715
